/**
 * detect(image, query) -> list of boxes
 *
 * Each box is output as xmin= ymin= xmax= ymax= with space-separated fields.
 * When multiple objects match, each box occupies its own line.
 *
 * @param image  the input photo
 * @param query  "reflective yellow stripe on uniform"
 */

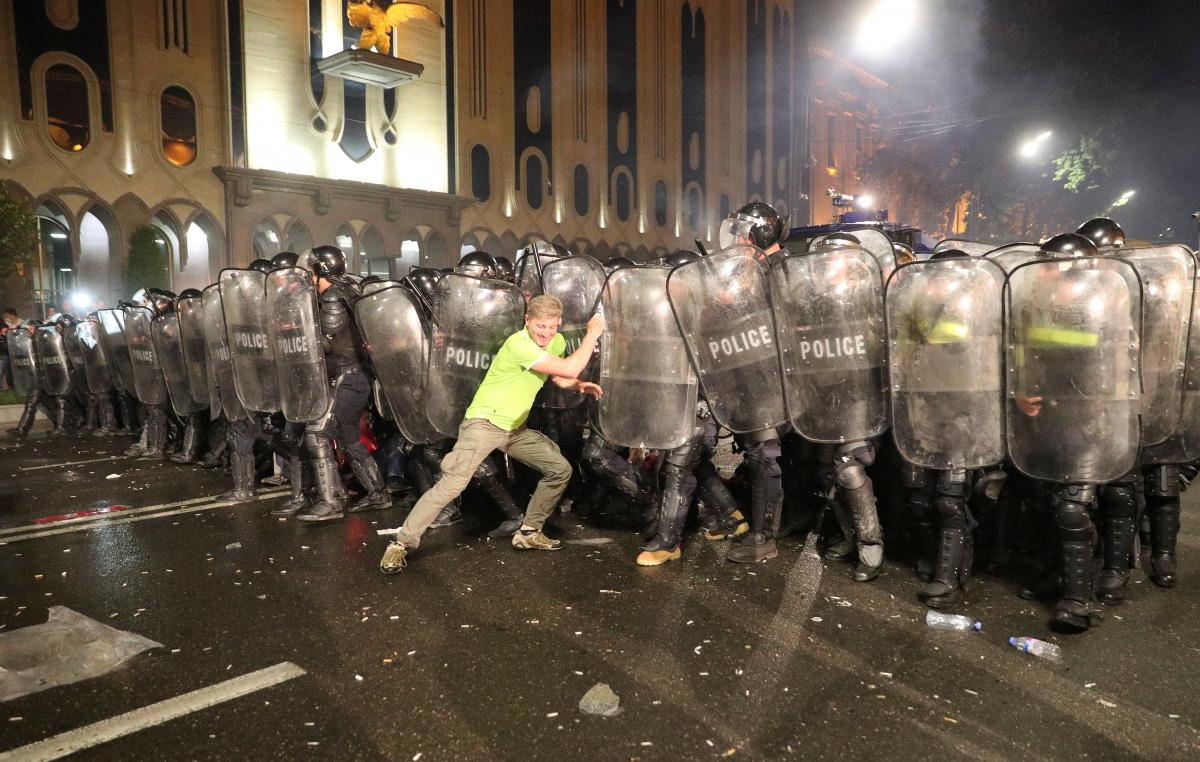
xmin=927 ymin=319 xmax=969 ymax=344
xmin=1027 ymin=325 xmax=1099 ymax=347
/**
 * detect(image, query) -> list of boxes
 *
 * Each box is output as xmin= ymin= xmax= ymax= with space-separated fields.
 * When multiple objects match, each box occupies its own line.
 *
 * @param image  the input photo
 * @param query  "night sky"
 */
xmin=815 ymin=0 xmax=1200 ymax=243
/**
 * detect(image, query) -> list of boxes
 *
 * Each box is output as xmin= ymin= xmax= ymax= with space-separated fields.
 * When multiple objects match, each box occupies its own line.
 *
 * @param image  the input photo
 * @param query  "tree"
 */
xmin=125 ymin=225 xmax=169 ymax=292
xmin=0 ymin=187 xmax=37 ymax=278
xmin=1052 ymin=132 xmax=1114 ymax=194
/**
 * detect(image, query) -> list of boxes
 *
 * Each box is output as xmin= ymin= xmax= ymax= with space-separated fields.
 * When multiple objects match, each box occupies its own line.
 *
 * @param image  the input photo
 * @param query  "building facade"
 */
xmin=1 ymin=0 xmax=810 ymax=314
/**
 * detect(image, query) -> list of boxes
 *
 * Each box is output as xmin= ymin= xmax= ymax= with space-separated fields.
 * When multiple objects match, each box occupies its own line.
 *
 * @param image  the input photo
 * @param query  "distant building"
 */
xmin=802 ymin=44 xmax=887 ymax=226
xmin=0 ymin=0 xmax=807 ymax=313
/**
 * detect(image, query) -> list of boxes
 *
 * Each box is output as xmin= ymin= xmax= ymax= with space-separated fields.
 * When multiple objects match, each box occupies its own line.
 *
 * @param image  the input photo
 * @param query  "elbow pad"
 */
xmin=319 ymin=288 xmax=352 ymax=338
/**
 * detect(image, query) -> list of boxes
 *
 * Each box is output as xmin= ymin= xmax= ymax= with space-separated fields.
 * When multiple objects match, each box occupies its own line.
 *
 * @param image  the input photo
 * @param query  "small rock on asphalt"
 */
xmin=579 ymin=683 xmax=621 ymax=717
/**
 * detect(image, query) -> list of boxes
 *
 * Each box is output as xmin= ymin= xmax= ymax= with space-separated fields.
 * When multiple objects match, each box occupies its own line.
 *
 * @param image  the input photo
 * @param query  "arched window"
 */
xmin=45 ymin=64 xmax=90 ymax=152
xmin=35 ymin=204 xmax=73 ymax=312
xmin=524 ymin=153 xmax=545 ymax=210
xmin=251 ymin=219 xmax=281 ymax=260
xmin=425 ymin=232 xmax=447 ymax=269
xmin=285 ymin=220 xmax=312 ymax=253
xmin=459 ymin=232 xmax=480 ymax=257
xmin=685 ymin=185 xmax=704 ymax=231
xmin=470 ymin=144 xmax=491 ymax=202
xmin=573 ymin=164 xmax=589 ymax=216
xmin=333 ymin=225 xmax=356 ymax=261
xmin=358 ymin=225 xmax=385 ymax=275
xmin=161 ymin=86 xmax=197 ymax=166
xmin=654 ymin=181 xmax=668 ymax=227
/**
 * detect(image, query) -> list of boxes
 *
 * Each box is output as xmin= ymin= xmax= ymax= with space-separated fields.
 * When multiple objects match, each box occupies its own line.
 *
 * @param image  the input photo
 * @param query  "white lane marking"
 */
xmin=0 ymin=490 xmax=288 ymax=544
xmin=18 ymin=455 xmax=131 ymax=472
xmin=0 ymin=662 xmax=307 ymax=761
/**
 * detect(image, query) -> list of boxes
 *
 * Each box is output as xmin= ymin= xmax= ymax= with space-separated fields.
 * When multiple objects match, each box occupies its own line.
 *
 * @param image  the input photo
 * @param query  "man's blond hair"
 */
xmin=527 ymin=294 xmax=563 ymax=320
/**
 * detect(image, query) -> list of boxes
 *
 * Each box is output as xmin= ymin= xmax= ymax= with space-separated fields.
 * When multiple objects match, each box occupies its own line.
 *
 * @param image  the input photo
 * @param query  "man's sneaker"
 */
xmin=512 ymin=530 xmax=561 ymax=551
xmin=380 ymin=542 xmax=408 ymax=575
xmin=704 ymin=510 xmax=750 ymax=541
xmin=636 ymin=545 xmax=681 ymax=566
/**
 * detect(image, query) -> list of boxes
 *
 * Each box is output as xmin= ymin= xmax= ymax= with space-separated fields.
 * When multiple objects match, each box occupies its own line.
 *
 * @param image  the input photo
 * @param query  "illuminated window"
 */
xmin=45 ymin=64 xmax=89 ymax=152
xmin=685 ymin=186 xmax=703 ymax=231
xmin=252 ymin=219 xmax=281 ymax=259
xmin=161 ymin=86 xmax=197 ymax=166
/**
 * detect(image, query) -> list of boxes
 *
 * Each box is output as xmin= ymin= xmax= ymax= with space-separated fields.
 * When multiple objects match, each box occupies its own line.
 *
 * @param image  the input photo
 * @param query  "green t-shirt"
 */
xmin=463 ymin=329 xmax=567 ymax=431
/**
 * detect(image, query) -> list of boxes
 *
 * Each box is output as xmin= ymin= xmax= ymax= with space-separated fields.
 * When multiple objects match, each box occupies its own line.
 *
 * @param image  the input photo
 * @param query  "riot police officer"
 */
xmin=297 ymin=245 xmax=391 ymax=523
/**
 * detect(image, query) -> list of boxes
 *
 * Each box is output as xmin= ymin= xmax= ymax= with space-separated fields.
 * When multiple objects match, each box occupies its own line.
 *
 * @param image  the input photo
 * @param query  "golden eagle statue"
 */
xmin=346 ymin=1 xmax=444 ymax=56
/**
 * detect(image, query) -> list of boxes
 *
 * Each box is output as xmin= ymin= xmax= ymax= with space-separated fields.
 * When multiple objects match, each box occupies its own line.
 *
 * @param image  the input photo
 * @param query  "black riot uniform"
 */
xmin=297 ymin=245 xmax=391 ymax=523
xmin=7 ymin=322 xmax=58 ymax=437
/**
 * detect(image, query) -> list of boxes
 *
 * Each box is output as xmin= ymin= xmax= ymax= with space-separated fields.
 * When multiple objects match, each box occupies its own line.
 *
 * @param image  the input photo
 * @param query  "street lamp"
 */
xmin=1019 ymin=130 xmax=1053 ymax=159
xmin=855 ymin=0 xmax=919 ymax=57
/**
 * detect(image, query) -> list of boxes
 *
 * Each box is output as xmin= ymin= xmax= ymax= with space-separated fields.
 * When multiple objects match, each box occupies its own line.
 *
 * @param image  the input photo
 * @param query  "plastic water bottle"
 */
xmin=1009 ymin=636 xmax=1062 ymax=662
xmin=925 ymin=610 xmax=982 ymax=631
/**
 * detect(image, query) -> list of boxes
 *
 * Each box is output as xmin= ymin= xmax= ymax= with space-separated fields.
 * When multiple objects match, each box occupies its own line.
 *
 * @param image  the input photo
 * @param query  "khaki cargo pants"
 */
xmin=394 ymin=418 xmax=572 ymax=549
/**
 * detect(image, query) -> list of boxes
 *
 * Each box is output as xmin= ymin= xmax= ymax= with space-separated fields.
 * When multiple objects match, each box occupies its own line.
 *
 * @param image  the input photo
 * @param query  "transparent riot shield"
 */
xmin=124 ymin=306 xmax=168 ymax=406
xmin=201 ymin=284 xmax=249 ymax=422
xmin=425 ymin=274 xmax=526 ymax=438
xmin=175 ymin=296 xmax=209 ymax=407
xmin=515 ymin=246 xmax=566 ymax=299
xmin=667 ymin=245 xmax=787 ymax=433
xmin=598 ymin=266 xmax=699 ymax=449
xmin=1145 ymin=250 xmax=1200 ymax=464
xmin=265 ymin=267 xmax=329 ymax=422
xmin=984 ymin=243 xmax=1042 ymax=273
xmin=1005 ymin=257 xmax=1142 ymax=484
xmin=355 ymin=285 xmax=441 ymax=444
xmin=773 ymin=244 xmax=889 ymax=443
xmin=811 ymin=228 xmax=897 ymax=285
xmin=151 ymin=312 xmax=206 ymax=417
xmin=33 ymin=326 xmax=71 ymax=396
xmin=933 ymin=239 xmax=994 ymax=257
xmin=886 ymin=258 xmax=1006 ymax=470
xmin=8 ymin=329 xmax=37 ymax=399
xmin=219 ymin=268 xmax=280 ymax=413
xmin=1113 ymin=245 xmax=1195 ymax=446
xmin=97 ymin=309 xmax=136 ymax=392
xmin=534 ymin=255 xmax=606 ymax=409
xmin=75 ymin=320 xmax=113 ymax=394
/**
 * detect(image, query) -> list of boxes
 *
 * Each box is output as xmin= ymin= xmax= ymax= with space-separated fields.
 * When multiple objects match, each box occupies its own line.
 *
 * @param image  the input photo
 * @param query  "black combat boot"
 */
xmin=169 ymin=421 xmax=201 ymax=464
xmin=297 ymin=456 xmax=345 ymax=524
xmin=1052 ymin=539 xmax=1102 ymax=633
xmin=272 ymin=456 xmax=310 ymax=516
xmin=920 ymin=527 xmax=968 ymax=609
xmin=637 ymin=471 xmax=689 ymax=566
xmin=1096 ymin=515 xmax=1136 ymax=604
xmin=215 ymin=452 xmax=257 ymax=504
xmin=9 ymin=399 xmax=37 ymax=438
xmin=348 ymin=457 xmax=392 ymax=513
xmin=1148 ymin=498 xmax=1180 ymax=588
xmin=912 ymin=511 xmax=940 ymax=583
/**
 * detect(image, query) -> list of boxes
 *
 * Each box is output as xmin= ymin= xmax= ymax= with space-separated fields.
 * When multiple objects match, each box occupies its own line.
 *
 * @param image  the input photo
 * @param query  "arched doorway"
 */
xmin=33 ymin=200 xmax=73 ymax=319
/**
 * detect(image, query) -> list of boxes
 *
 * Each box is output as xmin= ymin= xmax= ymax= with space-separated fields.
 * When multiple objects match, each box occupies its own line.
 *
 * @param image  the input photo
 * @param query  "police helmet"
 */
xmin=929 ymin=248 xmax=969 ymax=261
xmin=1075 ymin=217 xmax=1126 ymax=249
xmin=307 ymin=245 xmax=349 ymax=282
xmin=249 ymin=258 xmax=273 ymax=274
xmin=719 ymin=201 xmax=787 ymax=250
xmin=603 ymin=256 xmax=636 ymax=272
xmin=457 ymin=251 xmax=499 ymax=279
xmin=1040 ymin=232 xmax=1098 ymax=259
xmin=146 ymin=288 xmax=178 ymax=316
xmin=661 ymin=250 xmax=702 ymax=268
xmin=270 ymin=251 xmax=300 ymax=270
xmin=177 ymin=288 xmax=202 ymax=300
xmin=892 ymin=242 xmax=916 ymax=265
xmin=492 ymin=254 xmax=516 ymax=282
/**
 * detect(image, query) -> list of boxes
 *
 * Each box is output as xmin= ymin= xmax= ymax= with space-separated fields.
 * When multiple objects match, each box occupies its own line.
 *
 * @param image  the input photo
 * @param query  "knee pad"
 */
xmin=303 ymin=430 xmax=335 ymax=461
xmin=834 ymin=460 xmax=869 ymax=491
xmin=343 ymin=440 xmax=371 ymax=463
xmin=1100 ymin=482 xmax=1137 ymax=519
xmin=1051 ymin=484 xmax=1095 ymax=530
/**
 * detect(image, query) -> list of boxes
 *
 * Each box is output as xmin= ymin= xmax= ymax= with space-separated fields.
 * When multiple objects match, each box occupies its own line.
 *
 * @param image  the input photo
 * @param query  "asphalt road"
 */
xmin=0 ymin=432 xmax=1197 ymax=760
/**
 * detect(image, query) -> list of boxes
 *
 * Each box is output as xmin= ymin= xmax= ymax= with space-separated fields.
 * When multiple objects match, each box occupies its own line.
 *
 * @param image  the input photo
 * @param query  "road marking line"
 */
xmin=0 ymin=494 xmax=242 ymax=537
xmin=0 ymin=662 xmax=307 ymax=761
xmin=18 ymin=455 xmax=131 ymax=472
xmin=0 ymin=490 xmax=288 ymax=544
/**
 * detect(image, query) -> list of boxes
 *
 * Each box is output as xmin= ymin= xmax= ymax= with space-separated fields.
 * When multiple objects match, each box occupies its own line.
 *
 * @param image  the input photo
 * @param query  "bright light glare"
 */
xmin=1036 ymin=131 xmax=1053 ymax=142
xmin=69 ymin=291 xmax=93 ymax=310
xmin=856 ymin=0 xmax=918 ymax=56
xmin=1120 ymin=189 xmax=1136 ymax=200
xmin=856 ymin=194 xmax=874 ymax=209
xmin=1019 ymin=131 xmax=1052 ymax=159
xmin=48 ymin=231 xmax=67 ymax=239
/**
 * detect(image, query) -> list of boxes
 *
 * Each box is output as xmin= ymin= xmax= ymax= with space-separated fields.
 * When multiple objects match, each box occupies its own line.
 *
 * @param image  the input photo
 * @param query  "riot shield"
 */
xmin=667 ymin=245 xmax=787 ymax=433
xmin=984 ymin=243 xmax=1042 ymax=273
xmin=219 ymin=269 xmax=280 ymax=413
xmin=150 ymin=311 xmax=206 ymax=416
xmin=515 ymin=247 xmax=565 ymax=299
xmin=74 ymin=320 xmax=113 ymax=394
xmin=264 ymin=266 xmax=329 ymax=422
xmin=1145 ymin=249 xmax=1200 ymax=464
xmin=355 ymin=285 xmax=441 ymax=444
xmin=1113 ymin=245 xmax=1195 ymax=446
xmin=63 ymin=326 xmax=86 ymax=373
xmin=598 ymin=266 xmax=699 ymax=449
xmin=97 ymin=309 xmax=136 ymax=392
xmin=773 ymin=243 xmax=889 ymax=443
xmin=201 ymin=284 xmax=249 ymax=422
xmin=534 ymin=255 xmax=606 ymax=409
xmin=123 ymin=306 xmax=168 ymax=406
xmin=1005 ymin=257 xmax=1141 ymax=484
xmin=33 ymin=325 xmax=71 ymax=396
xmin=934 ymin=239 xmax=994 ymax=257
xmin=425 ymin=274 xmax=526 ymax=438
xmin=886 ymin=258 xmax=1006 ymax=470
xmin=812 ymin=228 xmax=897 ymax=285
xmin=175 ymin=296 xmax=210 ymax=407
xmin=7 ymin=329 xmax=37 ymax=398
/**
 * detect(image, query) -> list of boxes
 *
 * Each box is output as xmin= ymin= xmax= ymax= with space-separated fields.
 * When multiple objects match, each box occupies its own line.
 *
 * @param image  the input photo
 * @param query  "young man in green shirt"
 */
xmin=380 ymin=295 xmax=605 ymax=574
